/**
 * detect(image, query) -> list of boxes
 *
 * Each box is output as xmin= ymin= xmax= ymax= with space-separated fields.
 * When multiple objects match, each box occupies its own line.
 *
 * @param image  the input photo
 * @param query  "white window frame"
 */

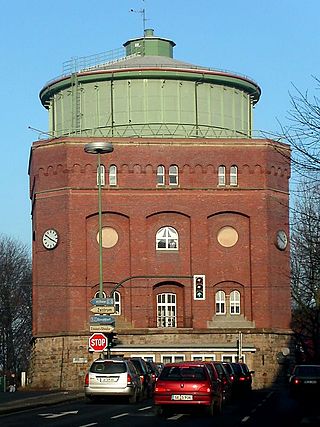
xmin=157 ymin=165 xmax=165 ymax=186
xmin=157 ymin=293 xmax=176 ymax=328
xmin=109 ymin=165 xmax=117 ymax=186
xmin=215 ymin=290 xmax=226 ymax=315
xmin=114 ymin=290 xmax=121 ymax=315
xmin=130 ymin=354 xmax=156 ymax=362
xmin=191 ymin=354 xmax=216 ymax=361
xmin=169 ymin=165 xmax=179 ymax=186
xmin=156 ymin=226 xmax=179 ymax=250
xmin=218 ymin=165 xmax=226 ymax=186
xmin=94 ymin=291 xmax=107 ymax=298
xmin=230 ymin=290 xmax=241 ymax=315
xmin=222 ymin=354 xmax=244 ymax=362
xmin=97 ymin=165 xmax=105 ymax=186
xmin=161 ymin=354 xmax=185 ymax=364
xmin=230 ymin=165 xmax=238 ymax=186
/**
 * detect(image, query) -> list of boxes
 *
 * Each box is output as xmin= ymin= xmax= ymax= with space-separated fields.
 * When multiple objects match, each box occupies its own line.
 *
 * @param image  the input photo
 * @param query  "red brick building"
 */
xmin=29 ymin=30 xmax=292 ymax=389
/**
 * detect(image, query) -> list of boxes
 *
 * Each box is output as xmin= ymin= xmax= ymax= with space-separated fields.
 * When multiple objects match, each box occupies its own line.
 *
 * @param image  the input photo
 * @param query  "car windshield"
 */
xmin=295 ymin=366 xmax=320 ymax=376
xmin=90 ymin=361 xmax=126 ymax=374
xmin=160 ymin=366 xmax=206 ymax=380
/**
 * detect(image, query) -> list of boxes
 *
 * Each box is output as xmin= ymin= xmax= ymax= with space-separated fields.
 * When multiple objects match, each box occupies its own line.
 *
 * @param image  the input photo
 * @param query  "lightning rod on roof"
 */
xmin=130 ymin=0 xmax=148 ymax=32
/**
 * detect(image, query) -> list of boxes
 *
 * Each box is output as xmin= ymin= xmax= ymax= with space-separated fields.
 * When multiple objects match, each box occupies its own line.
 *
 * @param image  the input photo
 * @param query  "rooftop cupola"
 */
xmin=123 ymin=28 xmax=176 ymax=57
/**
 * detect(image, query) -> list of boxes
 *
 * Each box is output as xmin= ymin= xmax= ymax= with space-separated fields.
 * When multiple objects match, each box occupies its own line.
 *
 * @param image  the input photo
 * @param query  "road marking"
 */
xmin=241 ymin=415 xmax=250 ymax=423
xmin=39 ymin=410 xmax=78 ymax=419
xmin=79 ymin=424 xmax=98 ymax=427
xmin=110 ymin=412 xmax=129 ymax=419
xmin=168 ymin=414 xmax=185 ymax=420
xmin=138 ymin=406 xmax=152 ymax=411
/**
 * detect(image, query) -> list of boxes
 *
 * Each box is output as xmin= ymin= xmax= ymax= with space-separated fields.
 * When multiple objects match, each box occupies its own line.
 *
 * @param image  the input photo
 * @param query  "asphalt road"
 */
xmin=0 ymin=388 xmax=319 ymax=427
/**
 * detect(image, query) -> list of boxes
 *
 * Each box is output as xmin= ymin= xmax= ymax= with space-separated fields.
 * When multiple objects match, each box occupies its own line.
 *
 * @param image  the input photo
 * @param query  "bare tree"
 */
xmin=290 ymin=183 xmax=320 ymax=362
xmin=277 ymin=77 xmax=320 ymax=195
xmin=0 ymin=235 xmax=32 ymax=376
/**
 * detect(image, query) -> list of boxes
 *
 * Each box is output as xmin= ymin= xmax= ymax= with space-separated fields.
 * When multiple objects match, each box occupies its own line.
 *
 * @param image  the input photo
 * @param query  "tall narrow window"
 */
xmin=156 ymin=226 xmax=179 ymax=250
xmin=230 ymin=290 xmax=240 ymax=314
xmin=230 ymin=165 xmax=238 ymax=186
xmin=97 ymin=165 xmax=105 ymax=186
xmin=109 ymin=165 xmax=117 ymax=186
xmin=169 ymin=165 xmax=178 ymax=186
xmin=157 ymin=165 xmax=165 ymax=186
xmin=114 ymin=291 xmax=121 ymax=315
xmin=157 ymin=293 xmax=176 ymax=327
xmin=218 ymin=165 xmax=226 ymax=186
xmin=215 ymin=290 xmax=226 ymax=314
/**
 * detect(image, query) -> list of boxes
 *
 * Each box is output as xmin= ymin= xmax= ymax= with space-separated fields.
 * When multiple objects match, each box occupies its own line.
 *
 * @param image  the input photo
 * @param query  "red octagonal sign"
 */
xmin=89 ymin=333 xmax=107 ymax=352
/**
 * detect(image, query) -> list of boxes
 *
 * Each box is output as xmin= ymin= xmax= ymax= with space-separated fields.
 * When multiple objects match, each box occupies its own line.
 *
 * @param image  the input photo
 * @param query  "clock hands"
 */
xmin=45 ymin=233 xmax=57 ymax=243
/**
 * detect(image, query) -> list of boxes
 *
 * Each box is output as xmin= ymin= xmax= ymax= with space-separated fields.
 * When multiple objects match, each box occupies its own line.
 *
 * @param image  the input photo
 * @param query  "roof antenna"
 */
xmin=130 ymin=0 xmax=148 ymax=32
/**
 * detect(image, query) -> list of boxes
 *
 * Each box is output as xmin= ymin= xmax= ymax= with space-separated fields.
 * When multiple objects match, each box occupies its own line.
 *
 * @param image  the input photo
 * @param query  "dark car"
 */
xmin=84 ymin=358 xmax=143 ymax=403
xmin=128 ymin=357 xmax=153 ymax=398
xmin=154 ymin=361 xmax=223 ymax=416
xmin=211 ymin=361 xmax=233 ymax=402
xmin=289 ymin=364 xmax=320 ymax=398
xmin=230 ymin=362 xmax=254 ymax=394
xmin=146 ymin=360 xmax=161 ymax=387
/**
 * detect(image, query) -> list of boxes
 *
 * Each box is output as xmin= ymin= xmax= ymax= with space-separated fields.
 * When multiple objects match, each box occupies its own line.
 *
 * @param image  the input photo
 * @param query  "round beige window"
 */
xmin=97 ymin=227 xmax=119 ymax=248
xmin=217 ymin=226 xmax=238 ymax=247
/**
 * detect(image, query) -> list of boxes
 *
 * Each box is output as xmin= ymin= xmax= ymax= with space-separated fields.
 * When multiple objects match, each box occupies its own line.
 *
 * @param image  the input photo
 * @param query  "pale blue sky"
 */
xmin=0 ymin=0 xmax=318 ymax=249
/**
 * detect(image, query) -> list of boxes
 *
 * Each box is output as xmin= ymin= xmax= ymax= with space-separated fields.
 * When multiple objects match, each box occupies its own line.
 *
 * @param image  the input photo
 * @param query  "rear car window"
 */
xmin=295 ymin=366 xmax=320 ymax=376
xmin=90 ymin=361 xmax=126 ymax=374
xmin=160 ymin=366 xmax=206 ymax=380
xmin=231 ymin=363 xmax=243 ymax=374
xmin=130 ymin=359 xmax=144 ymax=374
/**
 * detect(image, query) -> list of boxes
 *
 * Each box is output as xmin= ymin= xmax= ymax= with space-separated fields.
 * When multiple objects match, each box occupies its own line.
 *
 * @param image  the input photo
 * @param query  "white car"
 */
xmin=85 ymin=358 xmax=143 ymax=403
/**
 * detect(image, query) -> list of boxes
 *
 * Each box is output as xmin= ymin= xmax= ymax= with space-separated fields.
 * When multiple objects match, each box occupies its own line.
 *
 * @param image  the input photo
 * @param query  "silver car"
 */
xmin=85 ymin=358 xmax=143 ymax=403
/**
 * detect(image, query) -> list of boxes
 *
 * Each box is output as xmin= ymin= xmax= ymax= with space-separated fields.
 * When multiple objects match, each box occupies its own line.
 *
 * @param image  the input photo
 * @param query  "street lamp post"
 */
xmin=84 ymin=141 xmax=114 ymax=299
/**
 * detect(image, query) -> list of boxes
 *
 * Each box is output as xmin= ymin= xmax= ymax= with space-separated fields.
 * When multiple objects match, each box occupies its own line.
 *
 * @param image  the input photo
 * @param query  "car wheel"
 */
xmin=206 ymin=402 xmax=215 ymax=417
xmin=155 ymin=405 xmax=169 ymax=417
xmin=86 ymin=396 xmax=99 ymax=403
xmin=214 ymin=395 xmax=223 ymax=415
xmin=128 ymin=389 xmax=137 ymax=404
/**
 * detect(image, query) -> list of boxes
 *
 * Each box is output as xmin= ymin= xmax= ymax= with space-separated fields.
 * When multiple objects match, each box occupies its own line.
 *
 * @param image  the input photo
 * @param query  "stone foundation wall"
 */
xmin=28 ymin=329 xmax=294 ymax=390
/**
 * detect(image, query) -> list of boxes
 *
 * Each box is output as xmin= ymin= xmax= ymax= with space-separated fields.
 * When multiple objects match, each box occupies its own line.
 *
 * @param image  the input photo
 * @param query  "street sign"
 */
xmin=90 ymin=297 xmax=114 ymax=306
xmin=90 ymin=315 xmax=115 ymax=325
xmin=89 ymin=325 xmax=115 ymax=333
xmin=90 ymin=305 xmax=115 ymax=314
xmin=88 ymin=333 xmax=107 ymax=352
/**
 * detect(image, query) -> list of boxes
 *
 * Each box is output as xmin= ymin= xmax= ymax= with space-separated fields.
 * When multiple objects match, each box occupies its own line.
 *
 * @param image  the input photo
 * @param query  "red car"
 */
xmin=154 ymin=361 xmax=223 ymax=416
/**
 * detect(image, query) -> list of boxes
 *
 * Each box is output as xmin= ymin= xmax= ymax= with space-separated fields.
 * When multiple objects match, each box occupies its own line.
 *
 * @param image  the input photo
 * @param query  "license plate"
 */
xmin=99 ymin=377 xmax=118 ymax=383
xmin=171 ymin=394 xmax=193 ymax=401
xmin=304 ymin=380 xmax=316 ymax=384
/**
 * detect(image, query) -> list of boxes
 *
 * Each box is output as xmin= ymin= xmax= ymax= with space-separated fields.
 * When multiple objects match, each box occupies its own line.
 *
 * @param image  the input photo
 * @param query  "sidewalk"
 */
xmin=0 ymin=390 xmax=83 ymax=415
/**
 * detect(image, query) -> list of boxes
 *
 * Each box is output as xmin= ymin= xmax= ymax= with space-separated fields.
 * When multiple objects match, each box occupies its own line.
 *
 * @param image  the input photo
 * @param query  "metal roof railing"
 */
xmin=62 ymin=47 xmax=126 ymax=74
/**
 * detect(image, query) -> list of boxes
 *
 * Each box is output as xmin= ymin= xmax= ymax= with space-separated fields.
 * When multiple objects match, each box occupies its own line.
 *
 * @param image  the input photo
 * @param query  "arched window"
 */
xmin=218 ymin=165 xmax=226 ymax=186
xmin=230 ymin=290 xmax=240 ymax=314
xmin=169 ymin=165 xmax=179 ymax=186
xmin=157 ymin=293 xmax=176 ymax=327
xmin=97 ymin=165 xmax=105 ymax=186
xmin=230 ymin=165 xmax=238 ymax=186
xmin=156 ymin=226 xmax=179 ymax=250
xmin=94 ymin=290 xmax=107 ymax=298
xmin=114 ymin=291 xmax=121 ymax=315
xmin=215 ymin=290 xmax=226 ymax=314
xmin=157 ymin=165 xmax=165 ymax=186
xmin=109 ymin=165 xmax=117 ymax=186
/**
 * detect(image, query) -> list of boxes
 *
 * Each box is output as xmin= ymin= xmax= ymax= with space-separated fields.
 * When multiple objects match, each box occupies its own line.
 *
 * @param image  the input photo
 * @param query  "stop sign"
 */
xmin=89 ymin=333 xmax=107 ymax=352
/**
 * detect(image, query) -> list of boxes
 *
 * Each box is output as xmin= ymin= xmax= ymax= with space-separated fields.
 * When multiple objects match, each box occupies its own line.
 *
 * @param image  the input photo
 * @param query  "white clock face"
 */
xmin=42 ymin=229 xmax=59 ymax=250
xmin=276 ymin=230 xmax=288 ymax=250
